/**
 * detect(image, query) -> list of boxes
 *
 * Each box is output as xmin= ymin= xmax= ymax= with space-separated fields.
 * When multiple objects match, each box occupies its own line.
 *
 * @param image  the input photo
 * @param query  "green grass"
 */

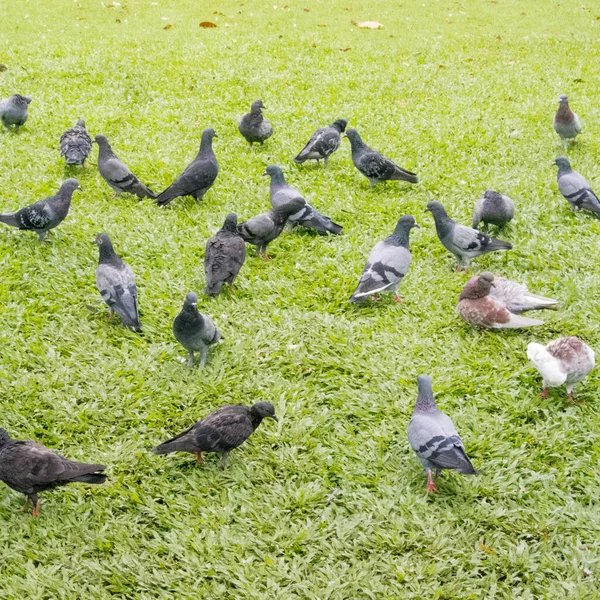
xmin=1 ymin=0 xmax=600 ymax=597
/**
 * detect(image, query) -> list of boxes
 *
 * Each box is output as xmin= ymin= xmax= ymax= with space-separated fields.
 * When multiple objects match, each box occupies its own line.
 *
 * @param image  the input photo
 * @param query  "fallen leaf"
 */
xmin=340 ymin=47 xmax=351 ymax=51
xmin=163 ymin=24 xmax=172 ymax=29
xmin=200 ymin=21 xmax=218 ymax=28
xmin=439 ymin=64 xmax=446 ymax=68
xmin=0 ymin=65 xmax=7 ymax=72
xmin=355 ymin=21 xmax=383 ymax=28
xmin=318 ymin=24 xmax=327 ymax=27
xmin=479 ymin=540 xmax=497 ymax=555
xmin=303 ymin=8 xmax=310 ymax=12
xmin=105 ymin=3 xmax=115 ymax=7
xmin=115 ymin=18 xmax=121 ymax=22
xmin=213 ymin=11 xmax=225 ymax=15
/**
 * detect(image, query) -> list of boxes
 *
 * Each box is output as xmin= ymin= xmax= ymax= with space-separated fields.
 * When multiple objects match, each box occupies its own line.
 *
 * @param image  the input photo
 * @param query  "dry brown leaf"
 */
xmin=213 ymin=11 xmax=225 ymax=15
xmin=340 ymin=47 xmax=351 ymax=52
xmin=105 ymin=3 xmax=115 ymax=7
xmin=0 ymin=64 xmax=7 ymax=72
xmin=355 ymin=21 xmax=383 ymax=29
xmin=200 ymin=21 xmax=218 ymax=28
xmin=303 ymin=8 xmax=310 ymax=12
xmin=163 ymin=24 xmax=172 ymax=30
xmin=479 ymin=540 xmax=497 ymax=555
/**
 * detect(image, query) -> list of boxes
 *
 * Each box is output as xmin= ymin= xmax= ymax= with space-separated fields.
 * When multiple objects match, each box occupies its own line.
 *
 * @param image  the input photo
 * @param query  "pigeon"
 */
xmin=487 ymin=275 xmax=558 ymax=314
xmin=472 ymin=190 xmax=515 ymax=231
xmin=0 ymin=428 xmax=106 ymax=516
xmin=94 ymin=233 xmax=142 ymax=332
xmin=204 ymin=214 xmax=247 ymax=296
xmin=345 ymin=128 xmax=418 ymax=185
xmin=425 ymin=201 xmax=512 ymax=271
xmin=0 ymin=178 xmax=81 ymax=242
xmin=95 ymin=135 xmax=157 ymax=199
xmin=553 ymin=157 xmax=600 ymax=217
xmin=238 ymin=100 xmax=273 ymax=146
xmin=237 ymin=197 xmax=306 ymax=259
xmin=407 ymin=375 xmax=478 ymax=493
xmin=457 ymin=272 xmax=544 ymax=329
xmin=349 ymin=215 xmax=419 ymax=303
xmin=294 ymin=118 xmax=348 ymax=165
xmin=152 ymin=402 xmax=278 ymax=468
xmin=527 ymin=337 xmax=595 ymax=402
xmin=553 ymin=94 xmax=582 ymax=150
xmin=173 ymin=292 xmax=221 ymax=368
xmin=265 ymin=164 xmax=342 ymax=235
xmin=60 ymin=119 xmax=93 ymax=166
xmin=0 ymin=94 xmax=31 ymax=130
xmin=155 ymin=128 xmax=219 ymax=206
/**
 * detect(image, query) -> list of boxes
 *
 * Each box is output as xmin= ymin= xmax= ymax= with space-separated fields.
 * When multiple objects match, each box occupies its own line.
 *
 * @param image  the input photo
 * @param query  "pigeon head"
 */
xmin=76 ymin=118 xmax=86 ymax=128
xmin=396 ymin=215 xmax=419 ymax=231
xmin=415 ymin=375 xmax=438 ymax=412
xmin=344 ymin=128 xmax=365 ymax=148
xmin=424 ymin=201 xmax=448 ymax=218
xmin=184 ymin=292 xmax=199 ymax=306
xmin=94 ymin=233 xmax=110 ymax=246
xmin=0 ymin=428 xmax=10 ymax=449
xmin=332 ymin=118 xmax=348 ymax=132
xmin=553 ymin=156 xmax=571 ymax=171
xmin=251 ymin=100 xmax=266 ymax=113
xmin=459 ymin=272 xmax=495 ymax=300
xmin=94 ymin=134 xmax=110 ymax=148
xmin=93 ymin=233 xmax=117 ymax=261
xmin=199 ymin=128 xmax=217 ymax=150
xmin=483 ymin=190 xmax=503 ymax=202
xmin=61 ymin=178 xmax=82 ymax=193
xmin=558 ymin=94 xmax=569 ymax=104
xmin=14 ymin=94 xmax=32 ymax=106
xmin=263 ymin=164 xmax=286 ymax=184
xmin=251 ymin=401 xmax=278 ymax=421
xmin=390 ymin=215 xmax=419 ymax=245
xmin=221 ymin=213 xmax=238 ymax=232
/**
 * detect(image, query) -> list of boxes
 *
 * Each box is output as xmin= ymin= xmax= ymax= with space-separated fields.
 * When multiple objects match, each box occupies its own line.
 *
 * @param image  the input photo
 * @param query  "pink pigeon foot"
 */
xmin=427 ymin=470 xmax=439 ymax=493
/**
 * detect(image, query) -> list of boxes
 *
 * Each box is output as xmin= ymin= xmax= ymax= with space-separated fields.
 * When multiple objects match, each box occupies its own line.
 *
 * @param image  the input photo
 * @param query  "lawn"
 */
xmin=1 ymin=0 xmax=600 ymax=597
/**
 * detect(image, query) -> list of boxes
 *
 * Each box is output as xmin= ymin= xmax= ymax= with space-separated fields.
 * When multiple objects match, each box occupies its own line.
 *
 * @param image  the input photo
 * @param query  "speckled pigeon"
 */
xmin=350 ymin=215 xmax=419 ymax=303
xmin=407 ymin=375 xmax=478 ymax=493
xmin=553 ymin=95 xmax=582 ymax=150
xmin=238 ymin=100 xmax=273 ymax=146
xmin=294 ymin=119 xmax=348 ymax=165
xmin=0 ymin=94 xmax=31 ymax=130
xmin=0 ymin=428 xmax=106 ymax=516
xmin=60 ymin=119 xmax=92 ymax=166
xmin=155 ymin=128 xmax=219 ymax=206
xmin=472 ymin=190 xmax=514 ymax=231
xmin=152 ymin=402 xmax=278 ymax=468
xmin=553 ymin=157 xmax=600 ymax=217
xmin=488 ymin=275 xmax=558 ymax=314
xmin=0 ymin=178 xmax=81 ymax=242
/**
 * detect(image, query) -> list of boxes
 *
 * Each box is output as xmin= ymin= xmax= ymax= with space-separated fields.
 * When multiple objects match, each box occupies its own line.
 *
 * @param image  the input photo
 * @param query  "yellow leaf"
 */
xmin=200 ymin=21 xmax=218 ymax=28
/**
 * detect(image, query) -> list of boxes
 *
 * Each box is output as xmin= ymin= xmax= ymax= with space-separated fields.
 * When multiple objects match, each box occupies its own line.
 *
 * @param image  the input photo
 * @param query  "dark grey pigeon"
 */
xmin=0 ymin=94 xmax=31 ymax=130
xmin=265 ymin=165 xmax=342 ymax=235
xmin=350 ymin=215 xmax=419 ymax=303
xmin=238 ymin=197 xmax=306 ymax=259
xmin=553 ymin=94 xmax=582 ymax=150
xmin=95 ymin=135 xmax=157 ymax=199
xmin=155 ymin=128 xmax=219 ymax=206
xmin=173 ymin=292 xmax=221 ymax=368
xmin=345 ymin=128 xmax=418 ymax=185
xmin=60 ymin=119 xmax=93 ymax=166
xmin=472 ymin=190 xmax=514 ymax=231
xmin=0 ymin=178 xmax=81 ymax=242
xmin=407 ymin=375 xmax=478 ymax=493
xmin=294 ymin=119 xmax=348 ymax=165
xmin=238 ymin=100 xmax=273 ymax=146
xmin=152 ymin=402 xmax=278 ymax=468
xmin=94 ymin=233 xmax=142 ymax=332
xmin=553 ymin=157 xmax=600 ymax=217
xmin=425 ymin=201 xmax=512 ymax=271
xmin=204 ymin=214 xmax=247 ymax=296
xmin=0 ymin=428 xmax=106 ymax=516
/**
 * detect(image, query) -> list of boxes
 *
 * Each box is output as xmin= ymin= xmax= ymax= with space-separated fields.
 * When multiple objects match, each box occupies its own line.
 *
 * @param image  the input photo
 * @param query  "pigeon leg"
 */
xmin=324 ymin=156 xmax=329 ymax=166
xmin=426 ymin=470 xmax=439 ymax=493
xmin=264 ymin=252 xmax=270 ymax=261
xmin=199 ymin=346 xmax=208 ymax=369
xmin=371 ymin=295 xmax=380 ymax=302
xmin=37 ymin=230 xmax=49 ymax=243
xmin=541 ymin=387 xmax=548 ymax=399
xmin=108 ymin=309 xmax=115 ymax=321
xmin=219 ymin=451 xmax=230 ymax=469
xmin=29 ymin=494 xmax=40 ymax=517
xmin=187 ymin=351 xmax=195 ymax=369
xmin=562 ymin=138 xmax=567 ymax=151
xmin=394 ymin=293 xmax=404 ymax=303
xmin=196 ymin=452 xmax=203 ymax=465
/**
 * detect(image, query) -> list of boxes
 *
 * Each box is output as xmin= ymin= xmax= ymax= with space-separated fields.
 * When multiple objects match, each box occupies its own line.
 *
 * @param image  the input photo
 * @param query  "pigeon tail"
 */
xmin=302 ymin=212 xmax=343 ymax=235
xmin=155 ymin=185 xmax=181 ymax=206
xmin=483 ymin=237 xmax=512 ymax=252
xmin=0 ymin=212 xmax=19 ymax=228
xmin=70 ymin=472 xmax=107 ymax=485
xmin=64 ymin=148 xmax=88 ymax=166
xmin=527 ymin=343 xmax=567 ymax=386
xmin=390 ymin=167 xmax=419 ymax=184
xmin=503 ymin=314 xmax=544 ymax=328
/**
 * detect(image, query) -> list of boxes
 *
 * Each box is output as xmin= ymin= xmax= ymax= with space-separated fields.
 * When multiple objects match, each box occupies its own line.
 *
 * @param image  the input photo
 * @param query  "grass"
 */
xmin=1 ymin=0 xmax=600 ymax=597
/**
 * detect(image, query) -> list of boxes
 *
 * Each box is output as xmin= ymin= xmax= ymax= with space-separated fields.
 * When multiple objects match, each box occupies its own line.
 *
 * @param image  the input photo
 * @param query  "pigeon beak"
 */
xmin=262 ymin=172 xmax=269 ymax=177
xmin=269 ymin=415 xmax=279 ymax=422
xmin=78 ymin=185 xmax=83 ymax=191
xmin=413 ymin=223 xmax=420 ymax=228
xmin=490 ymin=282 xmax=496 ymax=287
xmin=424 ymin=208 xmax=430 ymax=213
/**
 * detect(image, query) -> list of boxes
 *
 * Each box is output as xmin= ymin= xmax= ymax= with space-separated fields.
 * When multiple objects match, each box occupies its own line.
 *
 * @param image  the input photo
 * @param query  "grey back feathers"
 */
xmin=554 ymin=157 xmax=600 ymax=217
xmin=60 ymin=119 xmax=92 ymax=165
xmin=472 ymin=190 xmax=515 ymax=230
xmin=553 ymin=95 xmax=582 ymax=150
xmin=488 ymin=275 xmax=558 ymax=314
xmin=238 ymin=100 xmax=273 ymax=146
xmin=0 ymin=94 xmax=31 ymax=129
xmin=294 ymin=118 xmax=348 ymax=164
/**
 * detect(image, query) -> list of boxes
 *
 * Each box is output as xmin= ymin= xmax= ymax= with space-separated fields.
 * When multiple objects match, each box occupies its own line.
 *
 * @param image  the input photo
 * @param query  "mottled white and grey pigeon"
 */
xmin=457 ymin=272 xmax=544 ymax=329
xmin=0 ymin=178 xmax=81 ymax=242
xmin=94 ymin=233 xmax=142 ymax=332
xmin=472 ymin=190 xmax=514 ymax=231
xmin=294 ymin=119 xmax=348 ymax=165
xmin=155 ymin=128 xmax=219 ymax=206
xmin=0 ymin=428 xmax=106 ymax=517
xmin=237 ymin=197 xmax=306 ymax=259
xmin=152 ymin=402 xmax=278 ymax=468
xmin=553 ymin=157 xmax=600 ymax=217
xmin=553 ymin=95 xmax=582 ymax=150
xmin=60 ymin=119 xmax=92 ymax=166
xmin=349 ymin=215 xmax=419 ymax=303
xmin=488 ymin=274 xmax=558 ymax=314
xmin=345 ymin=128 xmax=418 ymax=185
xmin=265 ymin=165 xmax=342 ymax=235
xmin=95 ymin=135 xmax=156 ymax=199
xmin=426 ymin=201 xmax=512 ymax=271
xmin=527 ymin=337 xmax=595 ymax=402
xmin=173 ymin=292 xmax=221 ymax=368
xmin=204 ymin=213 xmax=246 ymax=296
xmin=407 ymin=375 xmax=478 ymax=493
xmin=0 ymin=94 xmax=31 ymax=130
xmin=238 ymin=100 xmax=273 ymax=146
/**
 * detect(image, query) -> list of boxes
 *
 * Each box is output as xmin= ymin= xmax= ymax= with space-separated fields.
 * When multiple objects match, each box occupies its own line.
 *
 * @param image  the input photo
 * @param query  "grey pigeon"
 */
xmin=407 ymin=375 xmax=477 ymax=493
xmin=265 ymin=165 xmax=342 ymax=235
xmin=95 ymin=134 xmax=157 ymax=199
xmin=173 ymin=292 xmax=221 ymax=368
xmin=345 ymin=128 xmax=418 ymax=185
xmin=204 ymin=213 xmax=246 ymax=296
xmin=237 ymin=197 xmax=306 ymax=259
xmin=94 ymin=233 xmax=142 ymax=332
xmin=553 ymin=94 xmax=582 ymax=150
xmin=60 ymin=119 xmax=92 ymax=166
xmin=0 ymin=94 xmax=31 ymax=130
xmin=0 ymin=178 xmax=81 ymax=242
xmin=457 ymin=272 xmax=544 ymax=329
xmin=238 ymin=100 xmax=273 ymax=146
xmin=155 ymin=128 xmax=219 ymax=206
xmin=426 ymin=201 xmax=512 ymax=271
xmin=527 ymin=337 xmax=595 ymax=403
xmin=0 ymin=428 xmax=106 ymax=516
xmin=152 ymin=402 xmax=277 ymax=468
xmin=488 ymin=274 xmax=558 ymax=314
xmin=472 ymin=190 xmax=514 ymax=231
xmin=553 ymin=157 xmax=600 ymax=217
xmin=294 ymin=119 xmax=348 ymax=165
xmin=349 ymin=215 xmax=419 ymax=303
